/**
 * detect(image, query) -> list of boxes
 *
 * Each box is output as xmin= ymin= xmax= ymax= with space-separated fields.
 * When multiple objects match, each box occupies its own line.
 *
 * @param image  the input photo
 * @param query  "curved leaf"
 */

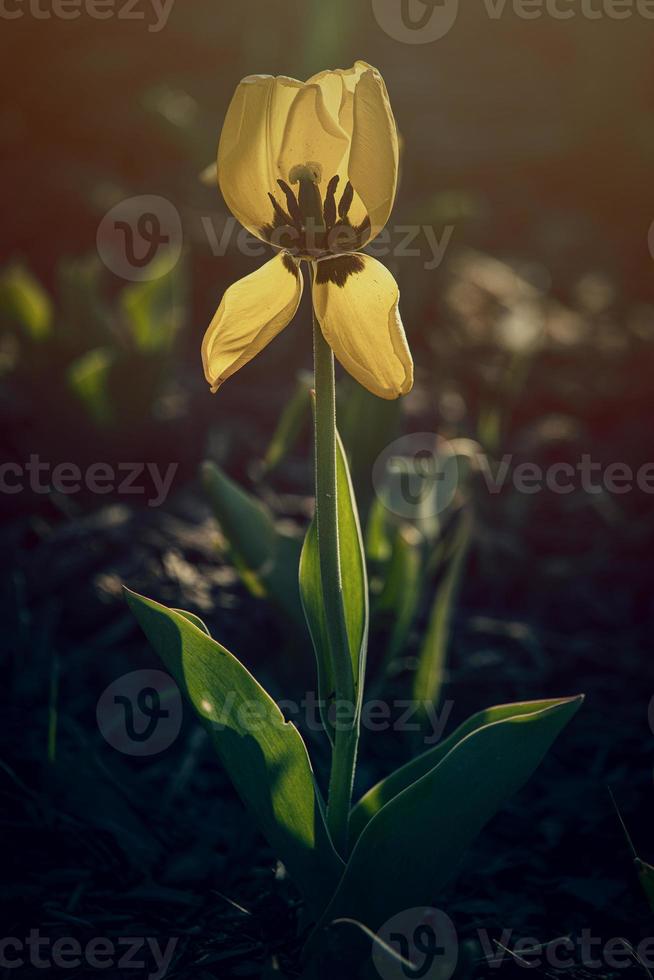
xmin=376 ymin=524 xmax=423 ymax=671
xmin=299 ymin=430 xmax=368 ymax=739
xmin=413 ymin=510 xmax=472 ymax=712
xmin=125 ymin=588 xmax=342 ymax=917
xmin=351 ymin=697 xmax=575 ymax=845
xmin=202 ymin=460 xmax=303 ymax=625
xmin=262 ymin=373 xmax=312 ymax=474
xmin=312 ymin=696 xmax=583 ymax=938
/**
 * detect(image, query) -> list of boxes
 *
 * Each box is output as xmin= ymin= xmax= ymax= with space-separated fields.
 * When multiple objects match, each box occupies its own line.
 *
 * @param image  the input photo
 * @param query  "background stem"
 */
xmin=311 ymin=268 xmax=357 ymax=857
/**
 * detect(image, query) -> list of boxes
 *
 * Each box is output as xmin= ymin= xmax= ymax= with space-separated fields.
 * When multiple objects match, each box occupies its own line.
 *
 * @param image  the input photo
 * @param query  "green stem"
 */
xmin=310 ymin=267 xmax=357 ymax=857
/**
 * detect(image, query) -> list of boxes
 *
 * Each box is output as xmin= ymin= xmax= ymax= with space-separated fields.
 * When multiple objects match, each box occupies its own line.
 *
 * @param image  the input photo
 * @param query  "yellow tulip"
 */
xmin=202 ymin=62 xmax=413 ymax=401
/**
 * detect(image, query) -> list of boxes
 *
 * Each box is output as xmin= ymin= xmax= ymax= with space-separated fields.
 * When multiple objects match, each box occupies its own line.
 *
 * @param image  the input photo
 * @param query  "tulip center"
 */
xmin=261 ymin=163 xmax=371 ymax=260
xmin=290 ymin=162 xmax=325 ymax=235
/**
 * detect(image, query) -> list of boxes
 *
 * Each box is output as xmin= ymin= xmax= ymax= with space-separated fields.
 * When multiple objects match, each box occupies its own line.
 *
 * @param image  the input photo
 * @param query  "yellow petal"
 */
xmin=306 ymin=61 xmax=370 ymax=133
xmin=202 ymin=253 xmax=303 ymax=392
xmin=277 ymin=83 xmax=350 ymax=191
xmin=312 ymin=254 xmax=412 ymax=400
xmin=306 ymin=62 xmax=394 ymax=234
xmin=348 ymin=67 xmax=399 ymax=243
xmin=218 ymin=75 xmax=303 ymax=241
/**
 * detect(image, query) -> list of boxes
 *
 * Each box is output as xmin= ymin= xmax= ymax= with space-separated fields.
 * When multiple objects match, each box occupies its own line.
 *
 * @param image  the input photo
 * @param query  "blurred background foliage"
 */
xmin=3 ymin=0 xmax=654 ymax=641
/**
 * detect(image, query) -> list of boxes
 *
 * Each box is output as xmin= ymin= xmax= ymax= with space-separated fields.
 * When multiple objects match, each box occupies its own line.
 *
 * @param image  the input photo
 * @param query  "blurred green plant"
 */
xmin=0 ymin=264 xmax=53 ymax=343
xmin=0 ymin=255 xmax=185 ymax=434
xmin=201 ymin=458 xmax=304 ymax=628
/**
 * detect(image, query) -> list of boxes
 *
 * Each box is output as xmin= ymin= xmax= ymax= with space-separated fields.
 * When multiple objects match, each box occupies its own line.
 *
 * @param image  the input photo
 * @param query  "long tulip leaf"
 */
xmin=312 ymin=696 xmax=583 ymax=941
xmin=202 ymin=460 xmax=303 ymax=625
xmin=125 ymin=588 xmax=342 ymax=917
xmin=412 ymin=510 xmax=472 ymax=713
xmin=299 ymin=430 xmax=368 ymax=740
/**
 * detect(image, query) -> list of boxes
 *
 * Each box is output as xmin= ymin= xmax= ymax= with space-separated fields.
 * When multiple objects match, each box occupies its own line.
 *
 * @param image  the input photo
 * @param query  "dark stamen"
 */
xmin=338 ymin=181 xmax=354 ymax=220
xmin=297 ymin=180 xmax=324 ymax=232
xmin=277 ymin=180 xmax=303 ymax=230
xmin=323 ymin=175 xmax=340 ymax=230
xmin=267 ymin=192 xmax=293 ymax=228
xmin=354 ymin=215 xmax=371 ymax=244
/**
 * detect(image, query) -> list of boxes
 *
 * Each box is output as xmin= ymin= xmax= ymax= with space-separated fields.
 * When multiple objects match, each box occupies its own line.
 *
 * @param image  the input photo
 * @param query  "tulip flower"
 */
xmin=202 ymin=62 xmax=413 ymax=401
xmin=128 ymin=66 xmax=584 ymax=962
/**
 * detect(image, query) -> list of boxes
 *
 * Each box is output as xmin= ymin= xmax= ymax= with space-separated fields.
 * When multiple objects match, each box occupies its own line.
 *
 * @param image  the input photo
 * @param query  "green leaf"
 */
xmin=314 ymin=696 xmax=583 ymax=936
xmin=202 ymin=461 xmax=303 ymax=625
xmin=412 ymin=510 xmax=472 ymax=711
xmin=299 ymin=430 xmax=368 ymax=738
xmin=351 ymin=697 xmax=574 ymax=844
xmin=120 ymin=257 xmax=183 ymax=354
xmin=262 ymin=373 xmax=311 ymax=474
xmin=339 ymin=381 xmax=400 ymax=523
xmin=364 ymin=495 xmax=394 ymax=566
xmin=67 ymin=347 xmax=116 ymax=427
xmin=125 ymin=589 xmax=342 ymax=917
xmin=0 ymin=264 xmax=52 ymax=341
xmin=376 ymin=524 xmax=423 ymax=670
xmin=173 ymin=608 xmax=210 ymax=635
